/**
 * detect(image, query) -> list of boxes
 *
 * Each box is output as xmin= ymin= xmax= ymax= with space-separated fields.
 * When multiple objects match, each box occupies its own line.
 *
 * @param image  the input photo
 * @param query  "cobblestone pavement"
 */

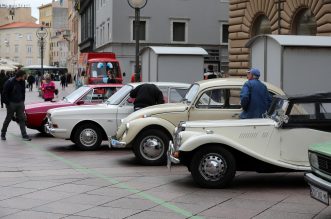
xmin=0 ymin=82 xmax=330 ymax=219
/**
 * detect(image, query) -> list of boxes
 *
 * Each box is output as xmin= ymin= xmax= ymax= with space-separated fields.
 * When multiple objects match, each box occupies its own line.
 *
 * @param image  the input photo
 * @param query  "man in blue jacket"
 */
xmin=240 ymin=68 xmax=272 ymax=119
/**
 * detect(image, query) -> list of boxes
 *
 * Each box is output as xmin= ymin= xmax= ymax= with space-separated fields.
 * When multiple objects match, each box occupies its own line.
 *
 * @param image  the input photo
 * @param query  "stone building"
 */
xmin=229 ymin=0 xmax=331 ymax=76
xmin=0 ymin=5 xmax=36 ymax=26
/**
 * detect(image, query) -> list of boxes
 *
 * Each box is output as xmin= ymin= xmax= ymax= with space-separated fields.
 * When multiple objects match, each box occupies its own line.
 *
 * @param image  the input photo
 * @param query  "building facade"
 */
xmin=0 ymin=22 xmax=50 ymax=66
xmin=79 ymin=0 xmax=229 ymax=83
xmin=229 ymin=0 xmax=331 ymax=76
xmin=0 ymin=5 xmax=36 ymax=26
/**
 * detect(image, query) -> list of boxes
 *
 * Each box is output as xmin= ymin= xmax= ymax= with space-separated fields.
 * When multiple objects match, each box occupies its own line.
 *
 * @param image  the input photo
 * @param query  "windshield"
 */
xmin=184 ymin=84 xmax=199 ymax=103
xmin=90 ymin=62 xmax=120 ymax=78
xmin=65 ymin=86 xmax=91 ymax=103
xmin=267 ymin=97 xmax=289 ymax=120
xmin=106 ymin=85 xmax=133 ymax=105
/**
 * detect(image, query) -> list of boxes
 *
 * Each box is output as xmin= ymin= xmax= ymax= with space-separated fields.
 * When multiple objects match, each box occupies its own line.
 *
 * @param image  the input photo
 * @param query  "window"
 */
xmin=289 ymin=103 xmax=316 ymax=121
xmin=26 ymin=34 xmax=32 ymax=41
xmin=252 ymin=15 xmax=271 ymax=37
xmin=26 ymin=58 xmax=32 ymax=65
xmin=292 ymin=8 xmax=316 ymax=35
xmin=169 ymin=88 xmax=188 ymax=103
xmin=14 ymin=45 xmax=19 ymax=53
xmin=27 ymin=45 xmax=32 ymax=54
xmin=132 ymin=20 xmax=146 ymax=41
xmin=196 ymin=88 xmax=241 ymax=109
xmin=220 ymin=23 xmax=229 ymax=44
xmin=171 ymin=21 xmax=187 ymax=42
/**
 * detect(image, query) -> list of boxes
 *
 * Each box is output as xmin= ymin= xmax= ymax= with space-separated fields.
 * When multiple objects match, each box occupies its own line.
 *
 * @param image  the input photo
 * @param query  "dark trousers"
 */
xmin=0 ymin=89 xmax=3 ymax=108
xmin=28 ymin=83 xmax=33 ymax=91
xmin=1 ymin=102 xmax=28 ymax=137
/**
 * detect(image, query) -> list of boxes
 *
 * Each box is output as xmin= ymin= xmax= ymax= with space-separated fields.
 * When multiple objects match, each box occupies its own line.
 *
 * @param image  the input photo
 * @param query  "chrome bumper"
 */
xmin=305 ymin=172 xmax=331 ymax=193
xmin=167 ymin=141 xmax=180 ymax=169
xmin=109 ymin=137 xmax=126 ymax=148
xmin=45 ymin=124 xmax=66 ymax=135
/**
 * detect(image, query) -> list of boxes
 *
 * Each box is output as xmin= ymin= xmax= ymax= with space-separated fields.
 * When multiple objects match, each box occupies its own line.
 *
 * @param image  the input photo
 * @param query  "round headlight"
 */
xmin=309 ymin=152 xmax=319 ymax=169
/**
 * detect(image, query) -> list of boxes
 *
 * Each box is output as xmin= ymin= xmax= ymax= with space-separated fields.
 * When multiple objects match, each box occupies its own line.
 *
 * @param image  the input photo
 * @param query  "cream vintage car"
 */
xmin=46 ymin=82 xmax=189 ymax=150
xmin=168 ymin=93 xmax=331 ymax=188
xmin=112 ymin=78 xmax=284 ymax=165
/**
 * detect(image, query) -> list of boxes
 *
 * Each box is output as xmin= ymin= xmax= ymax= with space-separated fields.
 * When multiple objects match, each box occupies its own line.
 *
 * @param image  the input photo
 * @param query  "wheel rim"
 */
xmin=79 ymin=128 xmax=98 ymax=147
xmin=139 ymin=136 xmax=165 ymax=161
xmin=199 ymin=153 xmax=227 ymax=181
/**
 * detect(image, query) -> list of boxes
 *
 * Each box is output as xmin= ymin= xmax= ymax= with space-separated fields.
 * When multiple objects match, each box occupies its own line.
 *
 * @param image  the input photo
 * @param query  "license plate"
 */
xmin=310 ymin=184 xmax=329 ymax=205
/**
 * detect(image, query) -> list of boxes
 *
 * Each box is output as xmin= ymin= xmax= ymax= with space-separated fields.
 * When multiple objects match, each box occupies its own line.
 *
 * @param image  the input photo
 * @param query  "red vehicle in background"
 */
xmin=78 ymin=52 xmax=123 ymax=85
xmin=25 ymin=84 xmax=122 ymax=134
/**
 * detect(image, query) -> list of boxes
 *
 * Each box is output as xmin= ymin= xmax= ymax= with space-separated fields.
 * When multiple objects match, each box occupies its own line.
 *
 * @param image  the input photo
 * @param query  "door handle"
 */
xmin=232 ymin=113 xmax=240 ymax=118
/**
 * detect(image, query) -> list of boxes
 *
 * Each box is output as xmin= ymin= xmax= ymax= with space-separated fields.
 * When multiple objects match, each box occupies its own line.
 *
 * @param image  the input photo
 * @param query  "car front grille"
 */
xmin=317 ymin=154 xmax=331 ymax=174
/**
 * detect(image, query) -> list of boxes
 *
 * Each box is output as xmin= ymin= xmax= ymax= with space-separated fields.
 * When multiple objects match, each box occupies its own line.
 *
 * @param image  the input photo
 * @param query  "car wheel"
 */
xmin=37 ymin=120 xmax=48 ymax=135
xmin=74 ymin=123 xmax=102 ymax=150
xmin=190 ymin=146 xmax=236 ymax=188
xmin=133 ymin=129 xmax=170 ymax=165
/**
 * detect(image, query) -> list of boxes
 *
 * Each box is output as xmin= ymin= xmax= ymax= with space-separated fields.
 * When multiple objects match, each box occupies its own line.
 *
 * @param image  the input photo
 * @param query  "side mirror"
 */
xmin=76 ymin=100 xmax=84 ymax=105
xmin=123 ymin=72 xmax=126 ymax=77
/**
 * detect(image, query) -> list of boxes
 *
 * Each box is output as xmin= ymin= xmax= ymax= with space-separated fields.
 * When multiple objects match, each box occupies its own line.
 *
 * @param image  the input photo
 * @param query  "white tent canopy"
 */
xmin=0 ymin=58 xmax=21 ymax=67
xmin=0 ymin=64 xmax=15 ymax=71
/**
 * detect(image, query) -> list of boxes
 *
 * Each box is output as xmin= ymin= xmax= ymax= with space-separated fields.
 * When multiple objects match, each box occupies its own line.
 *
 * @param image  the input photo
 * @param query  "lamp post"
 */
xmin=128 ymin=0 xmax=147 ymax=82
xmin=36 ymin=26 xmax=48 ymax=76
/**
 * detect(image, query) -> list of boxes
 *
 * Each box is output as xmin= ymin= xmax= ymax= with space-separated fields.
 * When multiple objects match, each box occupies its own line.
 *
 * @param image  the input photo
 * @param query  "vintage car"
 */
xmin=305 ymin=142 xmax=331 ymax=205
xmin=112 ymin=78 xmax=284 ymax=166
xmin=46 ymin=82 xmax=189 ymax=150
xmin=25 ymin=84 xmax=122 ymax=133
xmin=168 ymin=92 xmax=331 ymax=188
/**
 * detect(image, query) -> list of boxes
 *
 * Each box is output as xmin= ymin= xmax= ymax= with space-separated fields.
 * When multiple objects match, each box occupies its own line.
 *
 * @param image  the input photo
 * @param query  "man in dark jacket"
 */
xmin=0 ymin=70 xmax=8 ymax=108
xmin=240 ymin=68 xmax=272 ymax=119
xmin=130 ymin=83 xmax=165 ymax=111
xmin=1 ymin=70 xmax=31 ymax=141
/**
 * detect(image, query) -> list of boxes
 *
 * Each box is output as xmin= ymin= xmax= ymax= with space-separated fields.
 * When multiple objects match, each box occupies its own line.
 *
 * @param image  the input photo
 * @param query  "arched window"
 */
xmin=252 ymin=15 xmax=271 ymax=37
xmin=292 ymin=9 xmax=316 ymax=35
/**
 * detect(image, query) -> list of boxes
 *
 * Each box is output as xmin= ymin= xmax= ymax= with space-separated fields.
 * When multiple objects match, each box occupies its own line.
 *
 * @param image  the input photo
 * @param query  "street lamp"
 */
xmin=36 ymin=26 xmax=48 ymax=76
xmin=128 ymin=0 xmax=147 ymax=82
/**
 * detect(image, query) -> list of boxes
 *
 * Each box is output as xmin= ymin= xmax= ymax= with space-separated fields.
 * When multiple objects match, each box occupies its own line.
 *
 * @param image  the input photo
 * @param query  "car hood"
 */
xmin=123 ymin=102 xmax=187 ymax=123
xmin=25 ymin=101 xmax=72 ymax=112
xmin=309 ymin=141 xmax=331 ymax=156
xmin=48 ymin=103 xmax=114 ymax=116
xmin=183 ymin=118 xmax=277 ymax=128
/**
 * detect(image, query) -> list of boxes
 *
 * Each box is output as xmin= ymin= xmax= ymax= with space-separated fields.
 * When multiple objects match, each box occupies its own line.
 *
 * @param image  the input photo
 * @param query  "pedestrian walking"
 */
xmin=60 ymin=74 xmax=66 ymax=90
xmin=27 ymin=74 xmax=35 ymax=91
xmin=1 ymin=70 xmax=31 ymax=141
xmin=130 ymin=83 xmax=164 ymax=111
xmin=203 ymin=65 xmax=217 ymax=80
xmin=0 ymin=70 xmax=9 ymax=108
xmin=240 ymin=68 xmax=272 ymax=119
xmin=41 ymin=74 xmax=56 ymax=101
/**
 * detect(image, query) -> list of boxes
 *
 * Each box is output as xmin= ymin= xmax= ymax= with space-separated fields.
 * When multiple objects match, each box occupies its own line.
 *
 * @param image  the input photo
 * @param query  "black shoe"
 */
xmin=22 ymin=136 xmax=31 ymax=141
xmin=1 ymin=136 xmax=5 ymax=140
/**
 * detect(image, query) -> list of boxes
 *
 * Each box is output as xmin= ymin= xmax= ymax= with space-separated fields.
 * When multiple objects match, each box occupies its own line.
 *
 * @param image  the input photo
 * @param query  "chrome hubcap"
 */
xmin=199 ymin=153 xmax=226 ymax=181
xmin=80 ymin=128 xmax=97 ymax=147
xmin=140 ymin=136 xmax=164 ymax=160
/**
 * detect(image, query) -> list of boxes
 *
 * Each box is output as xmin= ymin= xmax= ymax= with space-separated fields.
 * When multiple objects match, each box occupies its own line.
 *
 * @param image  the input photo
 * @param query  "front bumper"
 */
xmin=305 ymin=172 xmax=331 ymax=193
xmin=109 ymin=137 xmax=126 ymax=148
xmin=167 ymin=141 xmax=180 ymax=169
xmin=45 ymin=124 xmax=67 ymax=137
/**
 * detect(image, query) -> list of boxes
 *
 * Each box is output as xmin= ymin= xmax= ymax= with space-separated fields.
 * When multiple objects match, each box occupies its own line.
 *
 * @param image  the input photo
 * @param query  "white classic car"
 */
xmin=168 ymin=93 xmax=331 ymax=188
xmin=113 ymin=78 xmax=284 ymax=165
xmin=46 ymin=82 xmax=190 ymax=150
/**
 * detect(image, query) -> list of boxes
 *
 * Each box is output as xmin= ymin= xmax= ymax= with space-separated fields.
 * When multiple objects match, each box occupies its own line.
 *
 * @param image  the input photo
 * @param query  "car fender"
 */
xmin=121 ymin=117 xmax=176 ymax=144
xmin=179 ymin=133 xmax=310 ymax=171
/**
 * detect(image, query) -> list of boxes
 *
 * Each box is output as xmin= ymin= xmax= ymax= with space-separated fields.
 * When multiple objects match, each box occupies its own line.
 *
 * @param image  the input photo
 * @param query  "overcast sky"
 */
xmin=0 ymin=0 xmax=52 ymax=23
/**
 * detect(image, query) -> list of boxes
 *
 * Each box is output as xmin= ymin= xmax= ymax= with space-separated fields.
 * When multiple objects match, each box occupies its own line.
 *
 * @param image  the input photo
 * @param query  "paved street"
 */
xmin=0 ymin=83 xmax=330 ymax=219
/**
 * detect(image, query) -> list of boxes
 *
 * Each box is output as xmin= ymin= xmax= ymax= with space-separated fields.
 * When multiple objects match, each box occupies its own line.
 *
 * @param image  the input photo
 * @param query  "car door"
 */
xmin=188 ymin=87 xmax=242 ymax=121
xmin=116 ymin=95 xmax=134 ymax=127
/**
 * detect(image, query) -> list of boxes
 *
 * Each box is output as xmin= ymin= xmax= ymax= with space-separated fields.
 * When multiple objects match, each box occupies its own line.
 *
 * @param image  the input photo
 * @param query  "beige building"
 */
xmin=0 ymin=22 xmax=50 ymax=66
xmin=229 ymin=0 xmax=331 ymax=76
xmin=67 ymin=0 xmax=80 ymax=75
xmin=0 ymin=5 xmax=36 ymax=26
xmin=39 ymin=3 xmax=53 ymax=66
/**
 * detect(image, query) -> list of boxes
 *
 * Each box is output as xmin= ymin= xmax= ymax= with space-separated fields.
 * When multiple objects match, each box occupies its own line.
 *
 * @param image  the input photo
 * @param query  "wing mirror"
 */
xmin=123 ymin=72 xmax=126 ymax=77
xmin=76 ymin=100 xmax=85 ymax=105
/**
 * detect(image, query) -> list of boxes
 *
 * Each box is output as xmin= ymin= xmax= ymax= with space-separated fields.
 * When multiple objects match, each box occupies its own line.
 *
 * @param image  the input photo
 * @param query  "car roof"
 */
xmin=276 ymin=92 xmax=331 ymax=102
xmin=193 ymin=78 xmax=285 ymax=95
xmin=128 ymin=82 xmax=191 ymax=88
xmin=85 ymin=84 xmax=123 ymax=88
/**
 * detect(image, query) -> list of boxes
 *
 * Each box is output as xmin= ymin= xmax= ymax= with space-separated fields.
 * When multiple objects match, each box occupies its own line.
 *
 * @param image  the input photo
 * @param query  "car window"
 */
xmin=319 ymin=102 xmax=331 ymax=119
xmin=196 ymin=88 xmax=241 ymax=109
xmin=158 ymin=87 xmax=169 ymax=103
xmin=169 ymin=88 xmax=187 ymax=103
xmin=65 ymin=86 xmax=90 ymax=103
xmin=289 ymin=103 xmax=316 ymax=121
xmin=81 ymin=89 xmax=93 ymax=102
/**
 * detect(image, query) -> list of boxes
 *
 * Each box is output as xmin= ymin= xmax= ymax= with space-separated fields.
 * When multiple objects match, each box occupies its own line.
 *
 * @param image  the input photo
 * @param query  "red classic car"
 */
xmin=25 ymin=84 xmax=122 ymax=133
